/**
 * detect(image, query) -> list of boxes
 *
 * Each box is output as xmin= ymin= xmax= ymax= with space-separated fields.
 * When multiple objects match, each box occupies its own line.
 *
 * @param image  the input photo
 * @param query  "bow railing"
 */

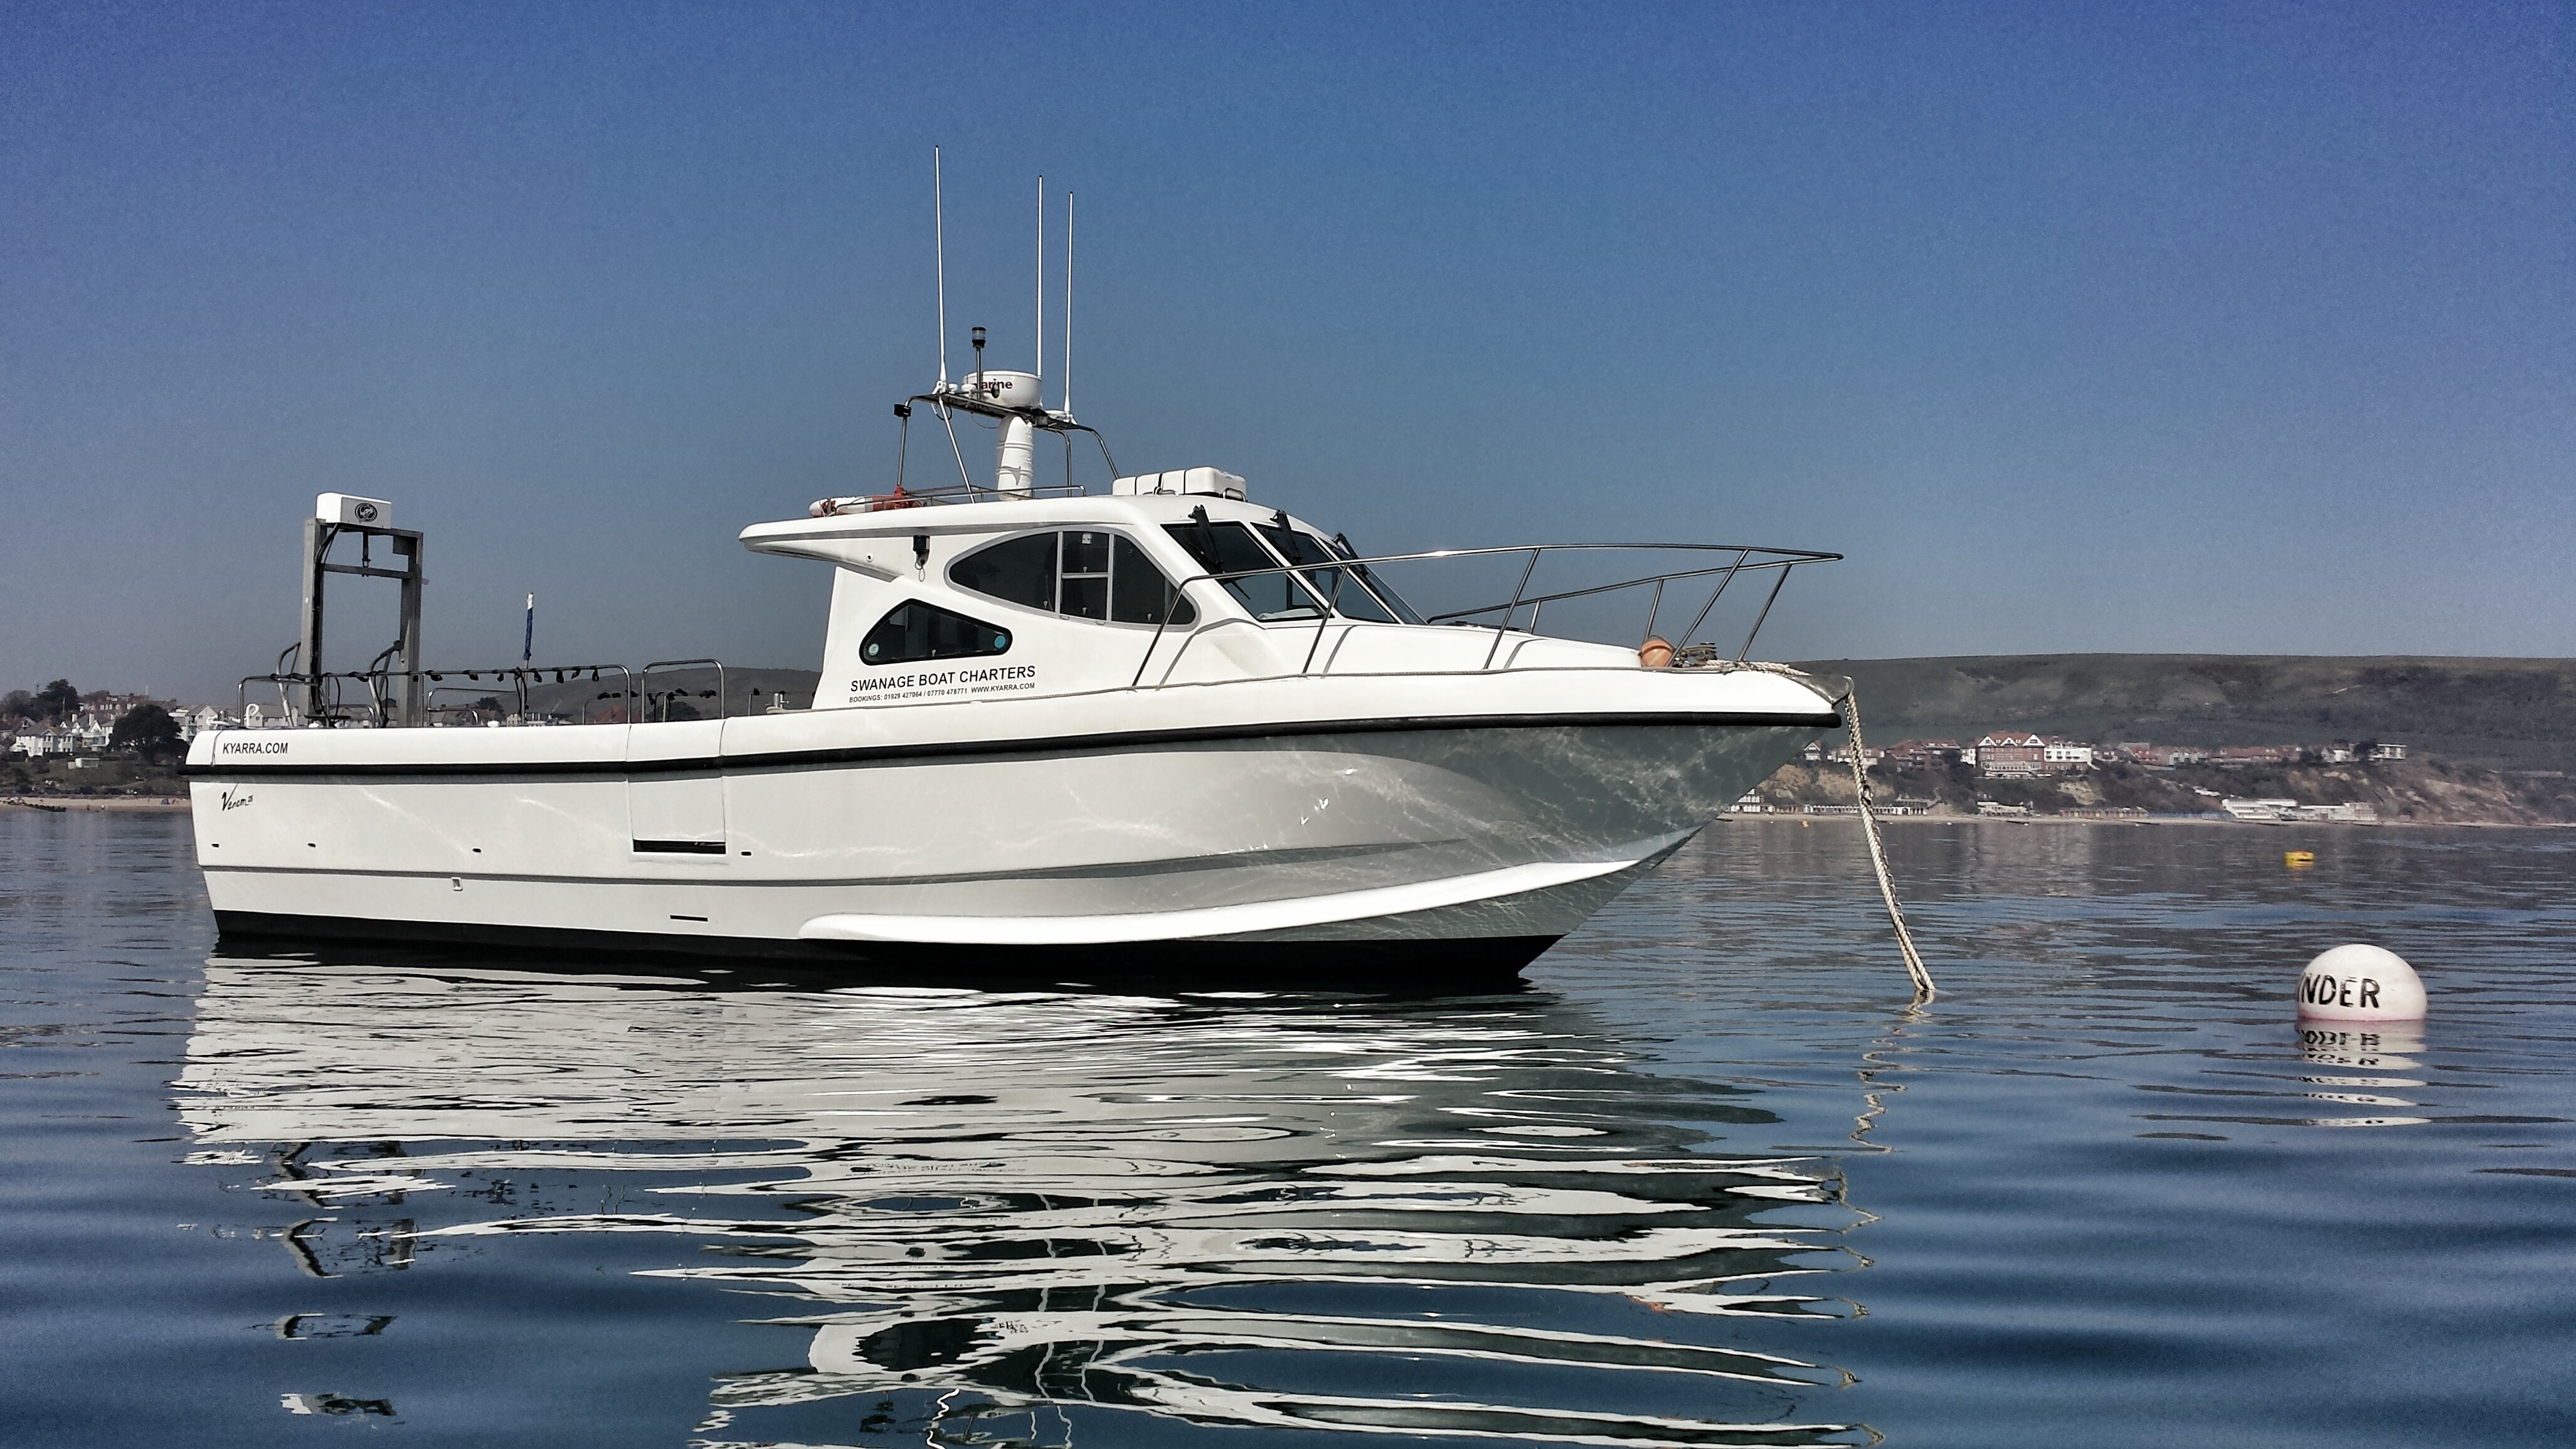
xmin=1132 ymin=542 xmax=1840 ymax=687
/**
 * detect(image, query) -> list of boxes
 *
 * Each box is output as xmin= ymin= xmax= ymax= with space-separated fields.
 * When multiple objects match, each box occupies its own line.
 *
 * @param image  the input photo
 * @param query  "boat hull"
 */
xmin=191 ymin=652 xmax=1845 ymax=979
xmin=194 ymin=711 xmax=1826 ymax=976
xmin=206 ymin=911 xmax=1571 ymax=982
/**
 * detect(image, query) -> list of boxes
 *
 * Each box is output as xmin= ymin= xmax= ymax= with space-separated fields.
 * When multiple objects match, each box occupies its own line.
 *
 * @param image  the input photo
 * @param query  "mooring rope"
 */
xmin=1841 ymin=687 xmax=1934 ymax=1000
xmin=1707 ymin=660 xmax=1935 ymax=999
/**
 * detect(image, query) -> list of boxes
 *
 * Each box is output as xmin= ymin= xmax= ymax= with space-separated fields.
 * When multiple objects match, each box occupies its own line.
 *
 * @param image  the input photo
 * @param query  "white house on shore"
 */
xmin=7 ymin=699 xmax=233 ymax=758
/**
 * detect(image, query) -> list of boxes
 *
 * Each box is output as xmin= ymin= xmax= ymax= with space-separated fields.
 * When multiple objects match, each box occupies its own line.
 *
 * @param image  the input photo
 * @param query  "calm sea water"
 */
xmin=4 ymin=812 xmax=2572 ymax=1447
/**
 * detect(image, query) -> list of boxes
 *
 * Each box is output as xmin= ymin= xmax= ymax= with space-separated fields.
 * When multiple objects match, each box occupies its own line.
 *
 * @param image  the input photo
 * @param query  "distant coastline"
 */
xmin=1795 ymin=653 xmax=2576 ymax=775
xmin=7 ymin=800 xmax=2562 ymax=828
xmin=1732 ymin=812 xmax=2571 ymax=831
xmin=3 ymin=796 xmax=188 ymax=814
xmin=10 ymin=653 xmax=2572 ymax=825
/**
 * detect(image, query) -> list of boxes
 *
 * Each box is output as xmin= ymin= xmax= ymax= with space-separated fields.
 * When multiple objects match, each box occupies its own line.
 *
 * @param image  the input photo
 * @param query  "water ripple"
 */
xmin=9 ymin=813 xmax=2576 ymax=1445
xmin=176 ymin=966 xmax=1870 ymax=1445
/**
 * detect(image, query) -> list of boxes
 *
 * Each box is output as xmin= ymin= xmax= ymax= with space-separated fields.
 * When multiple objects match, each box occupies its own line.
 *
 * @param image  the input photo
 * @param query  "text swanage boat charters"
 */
xmin=187 ymin=182 xmax=1852 ymax=980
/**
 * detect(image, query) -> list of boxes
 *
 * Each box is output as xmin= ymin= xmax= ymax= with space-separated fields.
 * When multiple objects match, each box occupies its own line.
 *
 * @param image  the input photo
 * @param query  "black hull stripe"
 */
xmin=184 ymin=710 xmax=1840 ymax=781
xmin=211 ymin=910 xmax=1558 ymax=983
xmin=199 ymin=838 xmax=1440 ymax=889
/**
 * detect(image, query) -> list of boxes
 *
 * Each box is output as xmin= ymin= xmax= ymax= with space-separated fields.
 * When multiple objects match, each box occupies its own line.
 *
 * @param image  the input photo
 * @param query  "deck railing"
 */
xmin=234 ymin=662 xmax=713 ymax=729
xmin=233 ymin=542 xmax=1840 ymax=728
xmin=1132 ymin=542 xmax=1841 ymax=687
xmin=807 ymin=478 xmax=1089 ymax=516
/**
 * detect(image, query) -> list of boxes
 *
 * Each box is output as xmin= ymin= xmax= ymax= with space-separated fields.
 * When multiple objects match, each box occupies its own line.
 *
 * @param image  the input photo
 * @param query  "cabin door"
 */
xmin=627 ymin=719 xmax=728 ymax=855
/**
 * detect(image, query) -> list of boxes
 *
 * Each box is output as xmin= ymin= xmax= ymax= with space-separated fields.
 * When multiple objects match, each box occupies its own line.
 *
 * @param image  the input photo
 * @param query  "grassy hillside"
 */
xmin=1794 ymin=655 xmax=2576 ymax=773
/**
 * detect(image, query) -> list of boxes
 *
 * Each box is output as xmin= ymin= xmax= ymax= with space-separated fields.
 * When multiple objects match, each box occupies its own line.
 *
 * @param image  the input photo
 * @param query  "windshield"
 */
xmin=1255 ymin=521 xmax=1423 ymax=625
xmin=1165 ymin=519 xmax=1327 ymax=621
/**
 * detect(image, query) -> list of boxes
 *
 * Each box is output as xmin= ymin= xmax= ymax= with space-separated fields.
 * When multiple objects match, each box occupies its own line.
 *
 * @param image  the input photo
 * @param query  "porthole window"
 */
xmin=951 ymin=531 xmax=1196 ymax=627
xmin=861 ymin=601 xmax=1012 ymax=665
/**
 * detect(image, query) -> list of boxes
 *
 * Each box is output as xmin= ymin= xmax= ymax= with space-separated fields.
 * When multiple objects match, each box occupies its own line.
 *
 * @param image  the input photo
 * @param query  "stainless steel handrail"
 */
xmin=638 ymin=659 xmax=728 ymax=723
xmin=237 ymin=664 xmax=638 ymax=728
xmin=810 ymin=478 xmax=1090 ymax=515
xmin=1130 ymin=542 xmax=1840 ymax=687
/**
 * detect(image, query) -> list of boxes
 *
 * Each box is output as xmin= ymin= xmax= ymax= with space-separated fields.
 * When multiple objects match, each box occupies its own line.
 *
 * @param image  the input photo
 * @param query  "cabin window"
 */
xmin=1325 ymin=533 xmax=1426 ymax=625
xmin=1254 ymin=521 xmax=1413 ymax=624
xmin=1110 ymin=536 xmax=1192 ymax=625
xmin=1061 ymin=529 xmax=1111 ymax=620
xmin=860 ymin=601 xmax=1012 ymax=665
xmin=951 ymin=531 xmax=1195 ymax=627
xmin=1165 ymin=520 xmax=1327 ymax=622
xmin=949 ymin=531 xmax=1056 ymax=611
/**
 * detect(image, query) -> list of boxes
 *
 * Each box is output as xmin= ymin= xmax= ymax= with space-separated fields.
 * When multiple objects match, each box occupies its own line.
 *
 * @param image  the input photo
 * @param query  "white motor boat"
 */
xmin=189 ymin=215 xmax=1848 ymax=980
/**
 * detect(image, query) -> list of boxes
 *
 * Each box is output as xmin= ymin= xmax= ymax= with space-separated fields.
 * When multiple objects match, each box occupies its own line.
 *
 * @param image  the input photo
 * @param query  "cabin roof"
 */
xmin=740 ymin=492 xmax=1310 ymax=561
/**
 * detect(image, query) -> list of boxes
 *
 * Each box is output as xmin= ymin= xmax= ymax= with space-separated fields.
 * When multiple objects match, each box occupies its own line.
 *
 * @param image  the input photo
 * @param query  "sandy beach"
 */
xmin=3 ymin=797 xmax=191 ymax=814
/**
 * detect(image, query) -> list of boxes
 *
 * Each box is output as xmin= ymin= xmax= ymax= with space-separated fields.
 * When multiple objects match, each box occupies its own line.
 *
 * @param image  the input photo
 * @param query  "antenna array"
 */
xmin=926 ymin=149 xmax=1084 ymax=419
xmin=900 ymin=149 xmax=1115 ymax=499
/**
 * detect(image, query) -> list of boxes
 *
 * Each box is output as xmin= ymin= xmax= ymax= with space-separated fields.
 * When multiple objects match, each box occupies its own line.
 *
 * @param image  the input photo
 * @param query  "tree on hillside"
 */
xmin=110 ymin=704 xmax=184 ymax=761
xmin=34 ymin=680 xmax=78 ymax=723
xmin=1 ymin=691 xmax=30 ymax=725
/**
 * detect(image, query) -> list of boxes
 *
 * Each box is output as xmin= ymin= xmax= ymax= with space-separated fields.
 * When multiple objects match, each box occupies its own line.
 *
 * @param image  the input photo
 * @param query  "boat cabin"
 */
xmin=739 ymin=469 xmax=1628 ymax=709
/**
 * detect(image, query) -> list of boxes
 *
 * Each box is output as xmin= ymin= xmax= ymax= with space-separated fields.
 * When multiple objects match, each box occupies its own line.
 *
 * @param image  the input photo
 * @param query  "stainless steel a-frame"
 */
xmin=296 ymin=511 xmax=424 ymax=726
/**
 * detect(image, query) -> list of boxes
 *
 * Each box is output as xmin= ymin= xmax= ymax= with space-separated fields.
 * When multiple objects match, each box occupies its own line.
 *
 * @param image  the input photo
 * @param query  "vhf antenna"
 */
xmin=1034 ymin=174 xmax=1044 ymax=404
xmin=933 ymin=146 xmax=949 ymax=385
xmin=1063 ymin=191 xmax=1074 ymax=415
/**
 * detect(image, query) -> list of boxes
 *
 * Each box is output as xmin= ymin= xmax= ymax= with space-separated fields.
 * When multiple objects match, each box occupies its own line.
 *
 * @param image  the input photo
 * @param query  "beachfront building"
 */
xmin=1882 ymin=740 xmax=1964 ymax=770
xmin=2210 ymin=745 xmax=2301 ymax=769
xmin=9 ymin=727 xmax=80 ymax=758
xmin=1961 ymin=734 xmax=2096 ymax=777
xmin=62 ymin=711 xmax=113 ymax=751
xmin=1971 ymin=734 xmax=2049 ymax=777
xmin=2220 ymin=797 xmax=2301 ymax=822
xmin=7 ymin=698 xmax=223 ymax=756
xmin=2117 ymin=743 xmax=2208 ymax=768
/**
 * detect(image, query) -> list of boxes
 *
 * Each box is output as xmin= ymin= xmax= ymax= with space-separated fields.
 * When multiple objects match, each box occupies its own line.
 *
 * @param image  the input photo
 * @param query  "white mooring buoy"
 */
xmin=2297 ymin=943 xmax=2425 ymax=1022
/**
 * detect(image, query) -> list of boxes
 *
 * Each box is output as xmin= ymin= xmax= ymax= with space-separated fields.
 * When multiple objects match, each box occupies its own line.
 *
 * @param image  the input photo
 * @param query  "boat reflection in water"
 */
xmin=179 ymin=960 xmax=1871 ymax=1446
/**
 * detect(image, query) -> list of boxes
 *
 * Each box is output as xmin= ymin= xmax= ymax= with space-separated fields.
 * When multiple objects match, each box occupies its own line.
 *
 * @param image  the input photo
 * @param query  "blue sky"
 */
xmin=4 ymin=1 xmax=2568 ymax=701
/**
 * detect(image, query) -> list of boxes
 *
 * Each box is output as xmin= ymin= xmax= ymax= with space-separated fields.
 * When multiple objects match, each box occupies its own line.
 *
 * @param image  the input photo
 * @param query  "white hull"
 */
xmin=192 ymin=668 xmax=1838 ymax=975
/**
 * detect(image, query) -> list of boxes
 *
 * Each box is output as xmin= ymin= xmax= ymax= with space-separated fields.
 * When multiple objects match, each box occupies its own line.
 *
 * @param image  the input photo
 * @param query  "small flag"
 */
xmin=523 ymin=593 xmax=534 ymax=664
